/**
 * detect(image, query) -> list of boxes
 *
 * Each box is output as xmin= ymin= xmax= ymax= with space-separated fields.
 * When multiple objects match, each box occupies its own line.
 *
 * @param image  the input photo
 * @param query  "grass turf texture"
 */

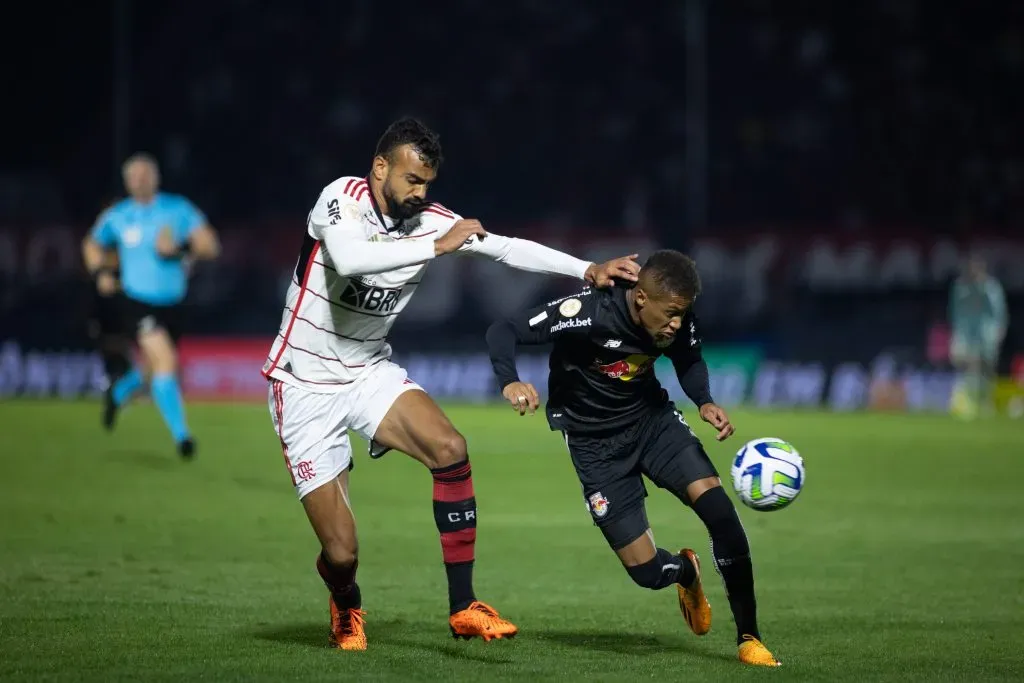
xmin=1 ymin=401 xmax=1022 ymax=682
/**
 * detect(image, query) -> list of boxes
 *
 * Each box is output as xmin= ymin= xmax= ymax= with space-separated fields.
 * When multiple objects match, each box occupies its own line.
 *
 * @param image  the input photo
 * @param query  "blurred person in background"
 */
xmin=82 ymin=153 xmax=221 ymax=457
xmin=948 ymin=255 xmax=1008 ymax=418
xmin=85 ymin=199 xmax=132 ymax=391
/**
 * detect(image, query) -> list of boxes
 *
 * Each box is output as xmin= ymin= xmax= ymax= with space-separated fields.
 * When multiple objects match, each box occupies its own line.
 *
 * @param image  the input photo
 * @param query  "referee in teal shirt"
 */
xmin=83 ymin=153 xmax=220 ymax=458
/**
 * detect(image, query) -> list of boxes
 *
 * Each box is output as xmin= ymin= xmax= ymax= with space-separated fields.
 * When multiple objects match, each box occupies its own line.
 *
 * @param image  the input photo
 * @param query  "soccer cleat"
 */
xmin=178 ymin=438 xmax=196 ymax=460
xmin=676 ymin=548 xmax=712 ymax=636
xmin=329 ymin=597 xmax=367 ymax=651
xmin=738 ymin=635 xmax=781 ymax=667
xmin=102 ymin=387 xmax=119 ymax=431
xmin=449 ymin=601 xmax=518 ymax=641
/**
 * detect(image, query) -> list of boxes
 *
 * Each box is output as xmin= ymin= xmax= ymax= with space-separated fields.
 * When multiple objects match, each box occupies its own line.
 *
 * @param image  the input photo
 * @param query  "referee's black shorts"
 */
xmin=120 ymin=297 xmax=185 ymax=344
xmin=87 ymin=291 xmax=126 ymax=341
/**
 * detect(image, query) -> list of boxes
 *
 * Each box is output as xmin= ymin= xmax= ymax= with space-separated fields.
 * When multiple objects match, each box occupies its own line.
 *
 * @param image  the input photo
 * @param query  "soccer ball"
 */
xmin=730 ymin=437 xmax=805 ymax=511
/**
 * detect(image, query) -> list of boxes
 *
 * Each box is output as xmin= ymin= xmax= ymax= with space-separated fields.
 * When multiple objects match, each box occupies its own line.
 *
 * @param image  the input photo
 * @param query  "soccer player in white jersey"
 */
xmin=263 ymin=117 xmax=640 ymax=649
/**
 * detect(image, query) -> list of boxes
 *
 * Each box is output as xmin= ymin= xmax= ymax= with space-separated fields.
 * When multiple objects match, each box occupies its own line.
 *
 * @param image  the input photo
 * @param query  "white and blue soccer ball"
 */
xmin=730 ymin=437 xmax=805 ymax=511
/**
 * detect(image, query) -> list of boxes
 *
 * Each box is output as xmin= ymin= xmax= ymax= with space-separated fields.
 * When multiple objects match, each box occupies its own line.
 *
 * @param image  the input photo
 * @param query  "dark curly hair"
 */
xmin=640 ymin=249 xmax=702 ymax=300
xmin=374 ymin=117 xmax=444 ymax=169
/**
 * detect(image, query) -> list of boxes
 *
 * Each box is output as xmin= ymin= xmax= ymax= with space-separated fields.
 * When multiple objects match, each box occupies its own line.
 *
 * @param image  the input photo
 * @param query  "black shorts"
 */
xmin=88 ymin=292 xmax=126 ymax=340
xmin=121 ymin=297 xmax=184 ymax=343
xmin=564 ymin=404 xmax=719 ymax=548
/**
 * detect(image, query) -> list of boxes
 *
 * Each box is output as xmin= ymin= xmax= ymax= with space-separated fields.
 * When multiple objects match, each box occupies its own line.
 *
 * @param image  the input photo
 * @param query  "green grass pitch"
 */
xmin=1 ymin=401 xmax=1022 ymax=681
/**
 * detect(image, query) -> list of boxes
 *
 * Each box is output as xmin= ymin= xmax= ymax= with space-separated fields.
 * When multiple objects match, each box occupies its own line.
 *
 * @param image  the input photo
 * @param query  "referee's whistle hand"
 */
xmin=156 ymin=226 xmax=179 ymax=258
xmin=502 ymin=382 xmax=540 ymax=416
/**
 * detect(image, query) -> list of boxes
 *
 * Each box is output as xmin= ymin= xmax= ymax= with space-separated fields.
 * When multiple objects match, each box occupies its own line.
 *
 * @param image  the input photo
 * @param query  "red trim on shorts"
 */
xmin=273 ymin=381 xmax=298 ymax=486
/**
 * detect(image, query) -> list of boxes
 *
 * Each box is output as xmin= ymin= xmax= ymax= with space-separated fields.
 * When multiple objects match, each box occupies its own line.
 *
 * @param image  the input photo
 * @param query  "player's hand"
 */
xmin=156 ymin=226 xmax=180 ymax=258
xmin=699 ymin=403 xmax=735 ymax=441
xmin=585 ymin=254 xmax=640 ymax=288
xmin=95 ymin=272 xmax=118 ymax=296
xmin=502 ymin=381 xmax=540 ymax=416
xmin=435 ymin=219 xmax=488 ymax=256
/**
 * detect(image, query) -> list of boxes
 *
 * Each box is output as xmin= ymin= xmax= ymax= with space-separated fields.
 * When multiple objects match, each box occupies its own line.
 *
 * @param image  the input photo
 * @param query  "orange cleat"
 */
xmin=329 ymin=596 xmax=367 ymax=651
xmin=449 ymin=601 xmax=518 ymax=641
xmin=738 ymin=635 xmax=781 ymax=666
xmin=676 ymin=548 xmax=712 ymax=636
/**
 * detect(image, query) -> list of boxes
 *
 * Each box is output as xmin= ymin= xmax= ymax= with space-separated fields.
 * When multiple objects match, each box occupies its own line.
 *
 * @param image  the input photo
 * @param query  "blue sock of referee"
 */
xmin=111 ymin=367 xmax=144 ymax=406
xmin=150 ymin=372 xmax=191 ymax=443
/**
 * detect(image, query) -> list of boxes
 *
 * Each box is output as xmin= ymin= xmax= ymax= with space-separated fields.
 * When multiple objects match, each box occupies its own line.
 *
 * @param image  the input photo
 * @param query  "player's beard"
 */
xmin=383 ymin=184 xmax=425 ymax=221
xmin=653 ymin=335 xmax=675 ymax=349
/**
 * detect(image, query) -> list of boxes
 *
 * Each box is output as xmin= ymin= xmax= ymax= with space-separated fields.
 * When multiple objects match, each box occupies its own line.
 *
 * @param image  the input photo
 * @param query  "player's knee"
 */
xmin=140 ymin=332 xmax=177 ymax=374
xmin=427 ymin=431 xmax=468 ymax=469
xmin=322 ymin=538 xmax=358 ymax=569
xmin=625 ymin=556 xmax=674 ymax=591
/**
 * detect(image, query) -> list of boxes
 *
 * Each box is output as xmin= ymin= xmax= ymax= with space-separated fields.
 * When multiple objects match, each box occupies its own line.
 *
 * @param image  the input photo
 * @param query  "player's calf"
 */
xmin=303 ymin=473 xmax=364 ymax=649
xmin=690 ymin=484 xmax=762 ymax=646
xmin=138 ymin=328 xmax=193 ymax=453
xmin=622 ymin=547 xmax=697 ymax=591
xmin=609 ymin=519 xmax=710 ymax=636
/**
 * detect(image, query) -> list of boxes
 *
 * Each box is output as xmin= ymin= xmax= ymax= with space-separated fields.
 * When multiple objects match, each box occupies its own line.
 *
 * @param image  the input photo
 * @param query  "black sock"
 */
xmin=677 ymin=549 xmax=697 ymax=588
xmin=691 ymin=487 xmax=760 ymax=644
xmin=444 ymin=562 xmax=475 ymax=612
xmin=625 ymin=547 xmax=696 ymax=589
xmin=431 ymin=459 xmax=477 ymax=613
xmin=316 ymin=551 xmax=361 ymax=610
xmin=102 ymin=348 xmax=130 ymax=382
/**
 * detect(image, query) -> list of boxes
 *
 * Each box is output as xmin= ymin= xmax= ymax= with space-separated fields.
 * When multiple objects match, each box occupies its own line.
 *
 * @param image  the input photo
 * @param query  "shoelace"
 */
xmin=467 ymin=601 xmax=499 ymax=617
xmin=342 ymin=609 xmax=367 ymax=635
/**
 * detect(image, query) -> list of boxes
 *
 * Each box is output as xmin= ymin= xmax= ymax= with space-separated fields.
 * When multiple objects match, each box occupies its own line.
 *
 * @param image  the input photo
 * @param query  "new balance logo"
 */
xmin=550 ymin=317 xmax=591 ymax=334
xmin=603 ymin=339 xmax=622 ymax=348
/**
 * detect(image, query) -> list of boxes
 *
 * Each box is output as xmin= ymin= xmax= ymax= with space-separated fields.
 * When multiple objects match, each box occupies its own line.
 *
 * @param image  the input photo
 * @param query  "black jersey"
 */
xmin=486 ymin=286 xmax=713 ymax=433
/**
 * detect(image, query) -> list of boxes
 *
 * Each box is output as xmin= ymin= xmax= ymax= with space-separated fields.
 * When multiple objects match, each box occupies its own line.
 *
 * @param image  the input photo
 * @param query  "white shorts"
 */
xmin=267 ymin=361 xmax=422 ymax=499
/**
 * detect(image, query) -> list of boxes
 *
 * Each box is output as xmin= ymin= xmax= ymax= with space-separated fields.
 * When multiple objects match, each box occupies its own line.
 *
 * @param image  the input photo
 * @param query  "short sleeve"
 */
xmin=90 ymin=209 xmax=117 ymax=247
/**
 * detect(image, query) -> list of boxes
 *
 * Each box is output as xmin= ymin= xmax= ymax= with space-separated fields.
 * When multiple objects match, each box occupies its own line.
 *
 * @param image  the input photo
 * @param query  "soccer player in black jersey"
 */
xmin=485 ymin=249 xmax=780 ymax=667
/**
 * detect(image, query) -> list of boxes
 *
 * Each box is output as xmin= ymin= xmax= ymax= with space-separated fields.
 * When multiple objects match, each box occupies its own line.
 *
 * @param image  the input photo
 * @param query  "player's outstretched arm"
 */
xmin=314 ymin=202 xmax=487 ymax=277
xmin=456 ymin=225 xmax=639 ymax=287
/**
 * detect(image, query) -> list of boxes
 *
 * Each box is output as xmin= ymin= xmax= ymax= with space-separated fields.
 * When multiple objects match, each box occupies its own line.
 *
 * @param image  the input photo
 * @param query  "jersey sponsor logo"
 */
xmin=588 ymin=491 xmax=610 ymax=518
xmin=559 ymin=298 xmax=582 ymax=317
xmin=340 ymin=278 xmax=402 ymax=312
xmin=546 ymin=288 xmax=592 ymax=307
xmin=594 ymin=353 xmax=655 ymax=381
xmin=550 ymin=316 xmax=591 ymax=334
xmin=123 ymin=226 xmax=142 ymax=247
xmin=326 ymin=198 xmax=342 ymax=225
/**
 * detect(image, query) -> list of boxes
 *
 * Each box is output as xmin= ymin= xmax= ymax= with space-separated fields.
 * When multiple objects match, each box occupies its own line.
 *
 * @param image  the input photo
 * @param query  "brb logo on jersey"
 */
xmin=340 ymin=279 xmax=402 ymax=312
xmin=594 ymin=354 xmax=655 ymax=381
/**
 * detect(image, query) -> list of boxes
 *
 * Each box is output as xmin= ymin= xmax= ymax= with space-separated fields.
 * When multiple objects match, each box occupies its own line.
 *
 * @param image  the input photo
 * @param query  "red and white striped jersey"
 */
xmin=262 ymin=175 xmax=592 ymax=392
xmin=262 ymin=176 xmax=457 ymax=390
